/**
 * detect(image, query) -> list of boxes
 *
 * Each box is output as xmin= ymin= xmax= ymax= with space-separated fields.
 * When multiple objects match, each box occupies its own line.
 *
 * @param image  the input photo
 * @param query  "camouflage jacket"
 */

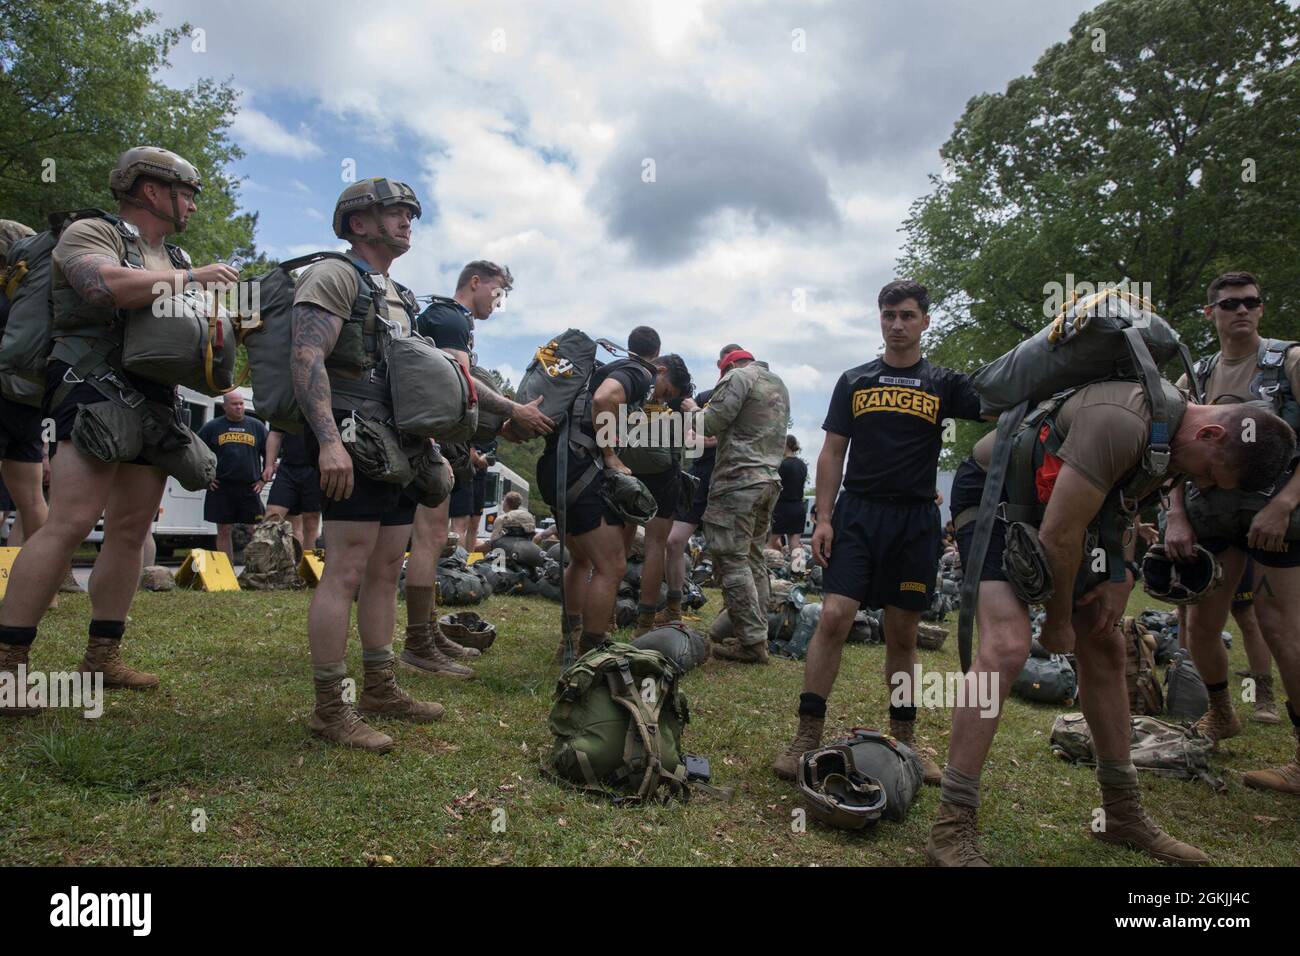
xmin=700 ymin=360 xmax=790 ymax=495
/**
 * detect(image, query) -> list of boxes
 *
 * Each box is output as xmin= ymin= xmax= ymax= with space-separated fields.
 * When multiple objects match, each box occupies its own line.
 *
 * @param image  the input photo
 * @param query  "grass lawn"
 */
xmin=0 ymin=585 xmax=1295 ymax=867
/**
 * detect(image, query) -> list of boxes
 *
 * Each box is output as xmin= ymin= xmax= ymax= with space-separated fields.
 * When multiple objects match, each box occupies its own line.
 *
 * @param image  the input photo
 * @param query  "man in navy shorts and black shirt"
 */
xmin=772 ymin=280 xmax=983 ymax=785
xmin=264 ymin=426 xmax=322 ymax=549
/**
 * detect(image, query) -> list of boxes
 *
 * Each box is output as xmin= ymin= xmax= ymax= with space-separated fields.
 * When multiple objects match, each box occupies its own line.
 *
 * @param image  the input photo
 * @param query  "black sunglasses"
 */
xmin=1214 ymin=296 xmax=1262 ymax=311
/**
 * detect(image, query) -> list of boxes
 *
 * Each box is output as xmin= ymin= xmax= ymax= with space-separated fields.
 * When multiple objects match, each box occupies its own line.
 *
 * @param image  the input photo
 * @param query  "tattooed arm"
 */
xmin=292 ymin=303 xmax=353 ymax=500
xmin=62 ymin=254 xmax=239 ymax=310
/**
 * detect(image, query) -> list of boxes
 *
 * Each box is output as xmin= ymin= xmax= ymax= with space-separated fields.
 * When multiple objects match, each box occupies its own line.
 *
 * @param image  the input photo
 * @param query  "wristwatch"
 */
xmin=1124 ymin=559 xmax=1142 ymax=582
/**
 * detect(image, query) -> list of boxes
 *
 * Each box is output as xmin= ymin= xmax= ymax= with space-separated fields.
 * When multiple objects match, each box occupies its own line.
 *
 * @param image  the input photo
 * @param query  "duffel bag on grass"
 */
xmin=632 ymin=623 xmax=710 ymax=674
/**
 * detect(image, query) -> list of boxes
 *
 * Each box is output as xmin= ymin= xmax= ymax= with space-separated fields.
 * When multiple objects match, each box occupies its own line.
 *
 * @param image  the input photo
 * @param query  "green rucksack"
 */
xmin=618 ymin=401 xmax=682 ymax=475
xmin=0 ymin=209 xmax=188 ymax=407
xmin=387 ymin=334 xmax=477 ymax=441
xmin=546 ymin=643 xmax=690 ymax=802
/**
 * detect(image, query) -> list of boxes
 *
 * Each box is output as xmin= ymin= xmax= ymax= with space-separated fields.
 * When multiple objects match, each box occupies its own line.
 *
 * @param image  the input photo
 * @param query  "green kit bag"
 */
xmin=469 ymin=365 xmax=506 ymax=444
xmin=546 ymin=643 xmax=690 ymax=802
xmin=141 ymin=425 xmax=217 ymax=490
xmin=344 ymin=413 xmax=411 ymax=485
xmin=386 ymin=334 xmax=477 ymax=442
xmin=122 ymin=292 xmax=240 ymax=395
xmin=1050 ymin=712 xmax=1223 ymax=789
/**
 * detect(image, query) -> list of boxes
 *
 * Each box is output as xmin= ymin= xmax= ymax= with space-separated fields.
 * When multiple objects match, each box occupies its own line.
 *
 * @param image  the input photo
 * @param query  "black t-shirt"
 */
xmin=198 ymin=414 xmax=267 ymax=484
xmin=416 ymin=296 xmax=474 ymax=358
xmin=545 ymin=358 xmax=654 ymax=459
xmin=272 ymin=427 xmax=312 ymax=468
xmin=823 ymin=357 xmax=981 ymax=500
xmin=778 ymin=456 xmax=808 ymax=502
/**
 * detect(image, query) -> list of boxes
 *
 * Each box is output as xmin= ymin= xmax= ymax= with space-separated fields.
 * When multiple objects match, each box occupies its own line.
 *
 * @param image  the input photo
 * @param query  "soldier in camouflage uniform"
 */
xmin=681 ymin=349 xmax=790 ymax=663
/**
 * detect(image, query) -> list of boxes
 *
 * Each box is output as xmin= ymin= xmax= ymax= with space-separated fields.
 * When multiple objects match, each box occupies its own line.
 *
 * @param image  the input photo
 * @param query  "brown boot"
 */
xmin=1192 ymin=688 xmax=1242 ymax=742
xmin=431 ymin=620 xmax=480 ymax=660
xmin=0 ymin=642 xmax=43 ymax=717
xmin=925 ymin=801 xmax=990 ymax=867
xmin=307 ymin=676 xmax=394 ymax=752
xmin=60 ymin=567 xmax=84 ymax=594
xmin=633 ymin=609 xmax=657 ymax=638
xmin=1243 ymin=728 xmax=1300 ymax=796
xmin=656 ymin=596 xmax=683 ymax=625
xmin=358 ymin=659 xmax=444 ymax=723
xmin=772 ymin=713 xmax=825 ymax=780
xmin=1091 ymin=787 xmax=1208 ymax=864
xmin=80 ymin=637 xmax=159 ymax=689
xmin=399 ymin=624 xmax=474 ymax=680
xmin=711 ymin=638 xmax=768 ymax=664
xmin=1251 ymin=673 xmax=1281 ymax=725
xmin=891 ymin=717 xmax=942 ymax=786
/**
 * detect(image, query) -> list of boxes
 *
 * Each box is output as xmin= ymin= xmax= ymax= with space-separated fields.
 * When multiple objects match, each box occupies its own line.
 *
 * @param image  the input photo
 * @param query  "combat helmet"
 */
xmin=797 ymin=743 xmax=887 ymax=830
xmin=109 ymin=147 xmax=203 ymax=232
xmin=1141 ymin=543 xmax=1224 ymax=606
xmin=332 ymin=177 xmax=422 ymax=248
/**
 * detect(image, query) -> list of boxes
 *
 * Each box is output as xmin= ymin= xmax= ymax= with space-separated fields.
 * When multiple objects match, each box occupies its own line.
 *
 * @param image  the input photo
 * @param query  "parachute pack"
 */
xmin=958 ymin=290 xmax=1202 ymax=671
xmin=0 ymin=209 xmax=192 ymax=407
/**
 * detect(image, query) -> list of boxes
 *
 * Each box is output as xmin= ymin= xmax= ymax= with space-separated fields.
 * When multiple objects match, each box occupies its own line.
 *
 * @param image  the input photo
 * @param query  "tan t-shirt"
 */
xmin=49 ymin=217 xmax=182 ymax=369
xmin=1175 ymin=347 xmax=1300 ymax=406
xmin=292 ymin=257 xmax=411 ymax=336
xmin=974 ymin=381 xmax=1152 ymax=494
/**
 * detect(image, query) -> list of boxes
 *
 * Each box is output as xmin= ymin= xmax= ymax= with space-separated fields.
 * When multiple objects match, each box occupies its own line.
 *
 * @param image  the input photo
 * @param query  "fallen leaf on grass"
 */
xmin=1253 ymin=815 xmax=1280 ymax=824
xmin=363 ymin=852 xmax=395 ymax=866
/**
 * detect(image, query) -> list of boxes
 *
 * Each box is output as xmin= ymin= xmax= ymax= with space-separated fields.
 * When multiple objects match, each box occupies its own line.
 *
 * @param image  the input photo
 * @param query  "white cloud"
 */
xmin=154 ymin=0 xmax=1100 ymax=460
xmin=230 ymin=107 xmax=324 ymax=159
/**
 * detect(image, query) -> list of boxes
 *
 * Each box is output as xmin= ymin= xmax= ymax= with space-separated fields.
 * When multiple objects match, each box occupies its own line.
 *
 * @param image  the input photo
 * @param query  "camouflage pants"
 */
xmin=703 ymin=481 xmax=779 ymax=646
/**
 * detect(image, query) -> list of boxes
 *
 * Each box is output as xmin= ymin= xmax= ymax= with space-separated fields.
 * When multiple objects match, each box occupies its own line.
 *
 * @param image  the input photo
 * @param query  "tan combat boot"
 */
xmin=711 ymin=638 xmax=768 ymax=664
xmin=358 ymin=659 xmax=444 ymax=723
xmin=925 ymin=801 xmax=990 ymax=867
xmin=891 ymin=717 xmax=942 ymax=786
xmin=399 ymin=624 xmax=474 ymax=680
xmin=0 ymin=643 xmax=43 ymax=717
xmin=60 ymin=567 xmax=85 ymax=593
xmin=1192 ymin=688 xmax=1242 ymax=742
xmin=633 ymin=609 xmax=657 ymax=638
xmin=655 ymin=596 xmax=684 ymax=626
xmin=1242 ymin=728 xmax=1300 ymax=796
xmin=307 ymin=676 xmax=394 ymax=752
xmin=1091 ymin=788 xmax=1208 ymax=864
xmin=554 ymin=616 xmax=583 ymax=666
xmin=1250 ymin=673 xmax=1281 ymax=725
xmin=430 ymin=620 xmax=481 ymax=660
xmin=80 ymin=637 xmax=159 ymax=689
xmin=772 ymin=714 xmax=825 ymax=780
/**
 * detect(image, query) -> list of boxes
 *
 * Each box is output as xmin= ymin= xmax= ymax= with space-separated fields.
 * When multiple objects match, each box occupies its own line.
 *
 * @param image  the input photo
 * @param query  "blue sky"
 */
xmin=152 ymin=0 xmax=1100 ymax=453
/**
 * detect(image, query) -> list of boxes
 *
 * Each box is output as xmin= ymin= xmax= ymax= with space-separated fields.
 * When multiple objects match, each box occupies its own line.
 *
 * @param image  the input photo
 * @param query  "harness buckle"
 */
xmin=1144 ymin=446 xmax=1171 ymax=476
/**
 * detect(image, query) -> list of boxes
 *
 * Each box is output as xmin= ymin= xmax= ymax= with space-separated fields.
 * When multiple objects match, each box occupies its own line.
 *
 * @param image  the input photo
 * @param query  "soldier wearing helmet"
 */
xmin=0 ymin=147 xmax=240 ymax=713
xmin=290 ymin=177 xmax=446 ymax=752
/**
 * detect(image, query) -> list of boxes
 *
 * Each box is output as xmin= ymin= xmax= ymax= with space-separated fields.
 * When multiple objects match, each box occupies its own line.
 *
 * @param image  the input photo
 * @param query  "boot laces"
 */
xmin=955 ymin=809 xmax=988 ymax=865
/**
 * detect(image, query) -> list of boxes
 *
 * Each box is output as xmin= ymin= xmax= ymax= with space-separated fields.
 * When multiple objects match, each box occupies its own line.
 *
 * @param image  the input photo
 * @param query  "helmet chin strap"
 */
xmin=120 ymin=185 xmax=185 ymax=232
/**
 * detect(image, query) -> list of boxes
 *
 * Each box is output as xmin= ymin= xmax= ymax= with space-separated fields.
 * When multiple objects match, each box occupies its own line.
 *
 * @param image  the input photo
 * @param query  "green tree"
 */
xmin=0 ymin=0 xmax=257 ymax=264
xmin=902 ymin=0 xmax=1300 ymax=459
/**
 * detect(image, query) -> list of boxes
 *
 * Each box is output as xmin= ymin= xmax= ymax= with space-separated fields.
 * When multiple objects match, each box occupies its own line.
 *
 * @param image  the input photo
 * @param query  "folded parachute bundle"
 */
xmin=436 ymin=556 xmax=488 ymax=606
xmin=631 ymin=623 xmax=711 ymax=674
xmin=847 ymin=608 xmax=884 ymax=645
xmin=798 ymin=728 xmax=925 ymax=830
xmin=1138 ymin=609 xmax=1181 ymax=664
xmin=1012 ymin=653 xmax=1077 ymax=705
xmin=770 ymin=601 xmax=822 ymax=660
xmin=1050 ymin=712 xmax=1223 ymax=789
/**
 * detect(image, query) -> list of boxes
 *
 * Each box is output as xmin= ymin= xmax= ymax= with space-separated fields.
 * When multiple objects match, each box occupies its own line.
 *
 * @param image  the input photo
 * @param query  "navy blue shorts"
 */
xmin=0 ymin=394 xmax=43 ymax=463
xmin=537 ymin=445 xmax=623 ymax=537
xmin=448 ymin=473 xmax=474 ymax=518
xmin=267 ymin=463 xmax=322 ymax=516
xmin=204 ymin=482 xmax=265 ymax=525
xmin=635 ymin=467 xmax=679 ymax=522
xmin=823 ymin=490 xmax=941 ymax=611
